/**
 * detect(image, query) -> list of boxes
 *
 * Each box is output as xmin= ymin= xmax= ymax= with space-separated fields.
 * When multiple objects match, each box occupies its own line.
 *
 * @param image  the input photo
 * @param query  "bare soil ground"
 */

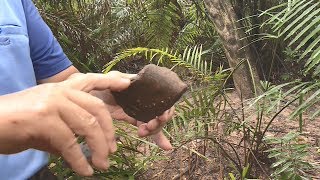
xmin=138 ymin=92 xmax=320 ymax=180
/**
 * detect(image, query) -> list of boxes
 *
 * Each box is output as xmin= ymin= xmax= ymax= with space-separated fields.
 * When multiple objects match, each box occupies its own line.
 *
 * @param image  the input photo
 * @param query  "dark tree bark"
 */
xmin=203 ymin=0 xmax=261 ymax=98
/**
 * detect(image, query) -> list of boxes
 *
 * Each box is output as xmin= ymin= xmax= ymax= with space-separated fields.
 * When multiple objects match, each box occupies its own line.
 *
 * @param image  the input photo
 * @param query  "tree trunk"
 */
xmin=204 ymin=0 xmax=261 ymax=99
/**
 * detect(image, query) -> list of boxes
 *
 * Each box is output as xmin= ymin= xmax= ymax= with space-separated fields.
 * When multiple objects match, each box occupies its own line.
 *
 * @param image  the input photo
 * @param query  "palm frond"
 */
xmin=262 ymin=0 xmax=320 ymax=76
xmin=174 ymin=2 xmax=220 ymax=52
xmin=251 ymin=79 xmax=320 ymax=120
xmin=172 ymin=85 xmax=222 ymax=138
xmin=103 ymin=46 xmax=214 ymax=80
xmin=36 ymin=0 xmax=112 ymax=72
xmin=260 ymin=0 xmax=320 ymax=121
xmin=142 ymin=0 xmax=183 ymax=48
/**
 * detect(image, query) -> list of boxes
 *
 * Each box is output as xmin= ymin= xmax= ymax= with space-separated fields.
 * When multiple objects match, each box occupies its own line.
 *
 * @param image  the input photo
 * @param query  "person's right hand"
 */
xmin=0 ymin=72 xmax=131 ymax=176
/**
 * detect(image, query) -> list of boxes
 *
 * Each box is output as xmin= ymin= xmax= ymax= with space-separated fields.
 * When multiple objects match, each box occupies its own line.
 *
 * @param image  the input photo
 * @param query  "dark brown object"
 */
xmin=112 ymin=64 xmax=188 ymax=122
xmin=28 ymin=166 xmax=57 ymax=180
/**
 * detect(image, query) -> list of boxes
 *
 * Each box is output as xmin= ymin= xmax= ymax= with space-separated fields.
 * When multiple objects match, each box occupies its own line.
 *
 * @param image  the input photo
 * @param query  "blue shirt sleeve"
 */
xmin=22 ymin=0 xmax=72 ymax=80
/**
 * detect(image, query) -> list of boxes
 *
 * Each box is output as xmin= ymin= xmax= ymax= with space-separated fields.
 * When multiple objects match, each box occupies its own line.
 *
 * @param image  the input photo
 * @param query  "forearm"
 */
xmin=37 ymin=66 xmax=79 ymax=84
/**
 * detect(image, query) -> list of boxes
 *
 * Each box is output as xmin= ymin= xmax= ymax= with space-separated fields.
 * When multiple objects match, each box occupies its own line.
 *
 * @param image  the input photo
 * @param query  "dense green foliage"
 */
xmin=36 ymin=0 xmax=320 ymax=179
xmin=36 ymin=0 xmax=223 ymax=72
xmin=265 ymin=132 xmax=313 ymax=179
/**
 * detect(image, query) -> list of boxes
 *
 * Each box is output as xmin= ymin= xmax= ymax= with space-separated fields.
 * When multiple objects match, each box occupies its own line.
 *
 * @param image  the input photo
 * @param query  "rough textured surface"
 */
xmin=112 ymin=64 xmax=188 ymax=122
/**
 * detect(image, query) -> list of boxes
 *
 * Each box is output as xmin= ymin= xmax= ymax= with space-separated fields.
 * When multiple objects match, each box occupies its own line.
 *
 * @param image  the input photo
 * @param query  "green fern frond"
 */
xmin=262 ymin=0 xmax=320 ymax=76
xmin=290 ymin=81 xmax=320 ymax=119
xmin=265 ymin=132 xmax=315 ymax=179
xmin=251 ymin=79 xmax=320 ymax=120
xmin=36 ymin=0 xmax=112 ymax=72
xmin=176 ymin=23 xmax=201 ymax=49
xmin=103 ymin=46 xmax=214 ymax=80
xmin=142 ymin=0 xmax=182 ymax=48
xmin=172 ymin=85 xmax=223 ymax=138
xmin=178 ymin=85 xmax=220 ymax=118
xmin=177 ymin=45 xmax=213 ymax=78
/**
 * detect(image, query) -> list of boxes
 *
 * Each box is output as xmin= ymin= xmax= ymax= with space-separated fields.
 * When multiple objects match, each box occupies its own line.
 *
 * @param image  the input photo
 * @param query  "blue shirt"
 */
xmin=0 ymin=0 xmax=72 ymax=179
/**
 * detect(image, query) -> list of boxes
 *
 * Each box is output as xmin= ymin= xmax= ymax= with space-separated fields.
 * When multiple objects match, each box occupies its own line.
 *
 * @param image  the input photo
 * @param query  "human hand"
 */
xmin=136 ymin=107 xmax=175 ymax=150
xmin=0 ymin=72 xmax=131 ymax=176
xmin=94 ymin=88 xmax=175 ymax=151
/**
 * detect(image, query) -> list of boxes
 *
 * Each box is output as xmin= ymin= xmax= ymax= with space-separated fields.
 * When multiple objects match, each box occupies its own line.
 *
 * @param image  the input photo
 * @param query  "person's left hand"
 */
xmin=110 ymin=105 xmax=174 ymax=151
xmin=92 ymin=80 xmax=174 ymax=151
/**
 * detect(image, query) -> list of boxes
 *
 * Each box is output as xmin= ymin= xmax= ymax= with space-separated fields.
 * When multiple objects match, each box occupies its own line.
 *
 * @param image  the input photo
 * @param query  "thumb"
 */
xmin=61 ymin=71 xmax=136 ymax=92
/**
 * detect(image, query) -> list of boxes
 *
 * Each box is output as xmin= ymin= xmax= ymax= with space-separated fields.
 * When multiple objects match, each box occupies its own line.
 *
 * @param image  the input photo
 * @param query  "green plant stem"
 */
xmin=248 ymin=148 xmax=271 ymax=179
xmin=250 ymin=98 xmax=266 ymax=150
xmin=246 ymin=59 xmax=258 ymax=96
xmin=195 ymin=136 xmax=243 ymax=174
xmin=262 ymin=97 xmax=299 ymax=138
xmin=299 ymin=94 xmax=303 ymax=132
xmin=267 ymin=42 xmax=278 ymax=82
xmin=224 ymin=140 xmax=242 ymax=169
xmin=241 ymin=92 xmax=248 ymax=167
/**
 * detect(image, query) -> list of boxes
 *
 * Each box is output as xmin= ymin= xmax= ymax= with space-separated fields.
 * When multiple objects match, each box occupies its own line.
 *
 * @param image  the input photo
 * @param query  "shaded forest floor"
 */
xmin=138 ymin=91 xmax=320 ymax=180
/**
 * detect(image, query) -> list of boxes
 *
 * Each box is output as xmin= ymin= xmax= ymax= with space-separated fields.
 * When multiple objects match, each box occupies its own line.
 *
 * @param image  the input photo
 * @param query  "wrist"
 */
xmin=0 ymin=94 xmax=33 ymax=154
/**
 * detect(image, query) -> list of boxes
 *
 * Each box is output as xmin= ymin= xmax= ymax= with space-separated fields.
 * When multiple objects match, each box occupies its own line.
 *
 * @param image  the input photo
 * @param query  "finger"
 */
xmin=59 ymin=100 xmax=109 ymax=170
xmin=61 ymin=72 xmax=137 ymax=92
xmin=137 ymin=124 xmax=152 ymax=137
xmin=113 ymin=108 xmax=138 ymax=125
xmin=66 ymin=90 xmax=117 ymax=154
xmin=158 ymin=106 xmax=175 ymax=123
xmin=138 ymin=126 xmax=172 ymax=151
xmin=146 ymin=118 xmax=162 ymax=132
xmin=137 ymin=122 xmax=163 ymax=137
xmin=116 ymin=72 xmax=136 ymax=79
xmin=144 ymin=107 xmax=175 ymax=133
xmin=48 ymin=119 xmax=94 ymax=176
xmin=151 ymin=131 xmax=173 ymax=151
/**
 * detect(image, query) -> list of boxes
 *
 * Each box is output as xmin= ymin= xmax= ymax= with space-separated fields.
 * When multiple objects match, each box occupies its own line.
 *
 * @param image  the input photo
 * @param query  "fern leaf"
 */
xmin=296 ymin=27 xmax=319 ymax=53
xmin=103 ymin=46 xmax=214 ymax=80
xmin=272 ymin=0 xmax=311 ymax=31
xmin=264 ymin=0 xmax=320 ymax=77
xmin=290 ymin=88 xmax=320 ymax=119
xmin=302 ymin=35 xmax=320 ymax=59
xmin=288 ymin=16 xmax=320 ymax=46
xmin=278 ymin=2 xmax=319 ymax=37
xmin=284 ymin=7 xmax=320 ymax=41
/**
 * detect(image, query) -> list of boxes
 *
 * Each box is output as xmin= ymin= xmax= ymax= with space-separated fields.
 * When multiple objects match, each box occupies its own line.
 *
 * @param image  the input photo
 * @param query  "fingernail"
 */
xmin=113 ymin=138 xmax=117 ymax=146
xmin=108 ymin=138 xmax=117 ymax=153
xmin=87 ymin=165 xmax=94 ymax=175
xmin=103 ymin=160 xmax=110 ymax=170
xmin=120 ymin=78 xmax=130 ymax=84
xmin=111 ymin=141 xmax=117 ymax=153
xmin=128 ymin=74 xmax=137 ymax=79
